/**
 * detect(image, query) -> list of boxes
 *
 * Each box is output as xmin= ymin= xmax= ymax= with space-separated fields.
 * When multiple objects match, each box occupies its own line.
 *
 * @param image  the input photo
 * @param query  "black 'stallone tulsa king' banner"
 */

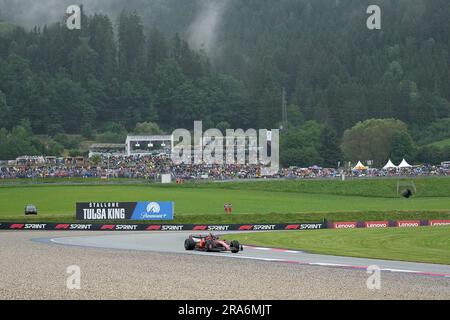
xmin=76 ymin=202 xmax=174 ymax=221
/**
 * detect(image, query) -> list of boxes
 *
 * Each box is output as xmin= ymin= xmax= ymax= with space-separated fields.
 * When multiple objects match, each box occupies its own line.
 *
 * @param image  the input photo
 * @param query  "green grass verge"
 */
xmin=2 ymin=176 xmax=450 ymax=197
xmin=0 ymin=178 xmax=152 ymax=185
xmin=0 ymin=177 xmax=449 ymax=223
xmin=229 ymin=226 xmax=450 ymax=265
xmin=177 ymin=176 xmax=450 ymax=198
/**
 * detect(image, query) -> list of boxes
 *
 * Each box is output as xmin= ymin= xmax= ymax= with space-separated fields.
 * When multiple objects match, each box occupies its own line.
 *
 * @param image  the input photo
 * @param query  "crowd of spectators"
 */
xmin=281 ymin=164 xmax=449 ymax=179
xmin=0 ymin=155 xmax=449 ymax=181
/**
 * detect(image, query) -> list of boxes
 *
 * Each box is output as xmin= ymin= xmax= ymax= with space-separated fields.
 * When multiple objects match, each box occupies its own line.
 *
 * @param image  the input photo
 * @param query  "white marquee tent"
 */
xmin=383 ymin=159 xmax=397 ymax=170
xmin=353 ymin=161 xmax=368 ymax=170
xmin=398 ymin=158 xmax=412 ymax=168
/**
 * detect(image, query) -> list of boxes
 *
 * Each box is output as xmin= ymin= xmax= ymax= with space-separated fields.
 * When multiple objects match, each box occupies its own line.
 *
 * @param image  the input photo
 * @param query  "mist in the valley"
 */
xmin=0 ymin=0 xmax=127 ymax=27
xmin=0 ymin=0 xmax=229 ymax=55
xmin=187 ymin=0 xmax=229 ymax=53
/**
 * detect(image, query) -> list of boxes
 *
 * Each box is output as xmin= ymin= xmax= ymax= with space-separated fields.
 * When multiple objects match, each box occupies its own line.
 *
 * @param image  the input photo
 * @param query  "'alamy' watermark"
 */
xmin=66 ymin=265 xmax=81 ymax=290
xmin=66 ymin=5 xmax=81 ymax=30
xmin=367 ymin=5 xmax=381 ymax=30
xmin=172 ymin=121 xmax=279 ymax=175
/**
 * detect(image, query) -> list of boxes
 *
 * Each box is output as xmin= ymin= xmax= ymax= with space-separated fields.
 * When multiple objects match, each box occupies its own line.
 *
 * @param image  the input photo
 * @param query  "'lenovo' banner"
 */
xmin=76 ymin=202 xmax=174 ymax=220
xmin=396 ymin=220 xmax=421 ymax=228
xmin=332 ymin=222 xmax=357 ymax=229
xmin=364 ymin=221 xmax=389 ymax=228
xmin=428 ymin=220 xmax=450 ymax=226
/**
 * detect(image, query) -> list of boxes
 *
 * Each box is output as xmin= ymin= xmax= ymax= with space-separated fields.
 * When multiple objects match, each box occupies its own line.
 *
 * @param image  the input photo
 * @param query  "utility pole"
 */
xmin=107 ymin=153 xmax=110 ymax=180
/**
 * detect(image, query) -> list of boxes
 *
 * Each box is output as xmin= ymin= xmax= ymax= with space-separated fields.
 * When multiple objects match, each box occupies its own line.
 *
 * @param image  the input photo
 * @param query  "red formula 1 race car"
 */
xmin=184 ymin=233 xmax=243 ymax=253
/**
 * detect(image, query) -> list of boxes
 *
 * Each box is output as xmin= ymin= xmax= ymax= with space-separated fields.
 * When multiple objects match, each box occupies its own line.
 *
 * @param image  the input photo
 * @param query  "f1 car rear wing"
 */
xmin=191 ymin=234 xmax=220 ymax=239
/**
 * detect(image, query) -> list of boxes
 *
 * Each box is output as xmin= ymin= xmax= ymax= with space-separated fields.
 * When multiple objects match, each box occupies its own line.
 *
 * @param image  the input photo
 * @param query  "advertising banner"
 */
xmin=428 ymin=220 xmax=450 ymax=226
xmin=76 ymin=202 xmax=174 ymax=221
xmin=396 ymin=220 xmax=421 ymax=228
xmin=3 ymin=219 xmax=447 ymax=231
xmin=0 ymin=222 xmax=326 ymax=231
xmin=332 ymin=221 xmax=357 ymax=229
xmin=364 ymin=221 xmax=389 ymax=228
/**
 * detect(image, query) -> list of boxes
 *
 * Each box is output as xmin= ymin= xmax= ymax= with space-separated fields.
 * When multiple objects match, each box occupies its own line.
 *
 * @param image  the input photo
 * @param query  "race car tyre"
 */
xmin=230 ymin=240 xmax=240 ymax=253
xmin=184 ymin=238 xmax=196 ymax=250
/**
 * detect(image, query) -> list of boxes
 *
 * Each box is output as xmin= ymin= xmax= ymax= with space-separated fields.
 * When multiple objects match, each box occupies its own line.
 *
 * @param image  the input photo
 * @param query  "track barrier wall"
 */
xmin=0 ymin=222 xmax=325 ymax=231
xmin=0 ymin=220 xmax=449 ymax=231
xmin=328 ymin=219 xmax=450 ymax=229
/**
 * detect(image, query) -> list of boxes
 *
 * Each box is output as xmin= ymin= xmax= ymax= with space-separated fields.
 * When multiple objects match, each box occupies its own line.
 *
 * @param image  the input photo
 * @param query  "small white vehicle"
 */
xmin=25 ymin=204 xmax=38 ymax=215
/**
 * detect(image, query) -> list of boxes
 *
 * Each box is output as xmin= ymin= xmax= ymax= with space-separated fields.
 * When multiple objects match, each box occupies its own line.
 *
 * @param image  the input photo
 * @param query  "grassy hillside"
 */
xmin=429 ymin=138 xmax=450 ymax=149
xmin=0 ymin=177 xmax=449 ymax=223
xmin=178 ymin=177 xmax=450 ymax=198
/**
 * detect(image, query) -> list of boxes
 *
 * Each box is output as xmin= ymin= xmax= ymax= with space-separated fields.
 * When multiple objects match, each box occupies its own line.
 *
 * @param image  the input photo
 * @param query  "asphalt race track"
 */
xmin=1 ymin=230 xmax=449 ymax=299
xmin=41 ymin=231 xmax=450 ymax=278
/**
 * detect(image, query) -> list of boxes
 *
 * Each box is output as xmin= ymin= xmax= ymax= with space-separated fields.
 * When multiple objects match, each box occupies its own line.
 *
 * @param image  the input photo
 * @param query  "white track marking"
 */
xmin=309 ymin=263 xmax=351 ymax=267
xmin=244 ymin=245 xmax=301 ymax=253
xmin=382 ymin=268 xmax=419 ymax=273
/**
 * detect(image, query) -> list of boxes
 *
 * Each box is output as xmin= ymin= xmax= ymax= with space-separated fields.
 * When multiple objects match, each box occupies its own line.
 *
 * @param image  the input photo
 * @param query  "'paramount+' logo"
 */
xmin=140 ymin=202 xmax=161 ymax=219
xmin=132 ymin=202 xmax=174 ymax=220
xmin=147 ymin=202 xmax=160 ymax=213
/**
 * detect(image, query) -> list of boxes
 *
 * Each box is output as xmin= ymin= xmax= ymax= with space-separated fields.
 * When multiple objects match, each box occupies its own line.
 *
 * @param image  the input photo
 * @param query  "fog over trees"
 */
xmin=0 ymin=0 xmax=450 ymax=164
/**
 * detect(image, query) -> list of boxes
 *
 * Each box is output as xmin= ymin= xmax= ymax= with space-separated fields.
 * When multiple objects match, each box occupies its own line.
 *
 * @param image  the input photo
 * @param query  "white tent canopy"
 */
xmin=353 ymin=161 xmax=368 ymax=170
xmin=383 ymin=159 xmax=397 ymax=170
xmin=398 ymin=158 xmax=412 ymax=168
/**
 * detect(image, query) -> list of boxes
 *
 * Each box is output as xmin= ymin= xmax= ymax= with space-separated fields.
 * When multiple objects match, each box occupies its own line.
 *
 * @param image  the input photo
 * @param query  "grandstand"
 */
xmin=89 ymin=144 xmax=126 ymax=158
xmin=125 ymin=135 xmax=173 ymax=156
xmin=88 ymin=135 xmax=174 ymax=158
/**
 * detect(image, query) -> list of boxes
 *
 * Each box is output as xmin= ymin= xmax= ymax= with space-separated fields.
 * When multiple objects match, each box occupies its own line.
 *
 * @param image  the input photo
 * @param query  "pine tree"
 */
xmin=147 ymin=27 xmax=167 ymax=81
xmin=89 ymin=14 xmax=117 ymax=81
xmin=118 ymin=11 xmax=145 ymax=82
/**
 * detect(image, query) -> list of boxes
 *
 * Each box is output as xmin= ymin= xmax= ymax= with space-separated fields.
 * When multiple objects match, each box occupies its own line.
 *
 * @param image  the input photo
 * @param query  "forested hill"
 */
xmin=0 ymin=0 xmax=449 ymax=139
xmin=217 ymin=0 xmax=450 ymax=133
